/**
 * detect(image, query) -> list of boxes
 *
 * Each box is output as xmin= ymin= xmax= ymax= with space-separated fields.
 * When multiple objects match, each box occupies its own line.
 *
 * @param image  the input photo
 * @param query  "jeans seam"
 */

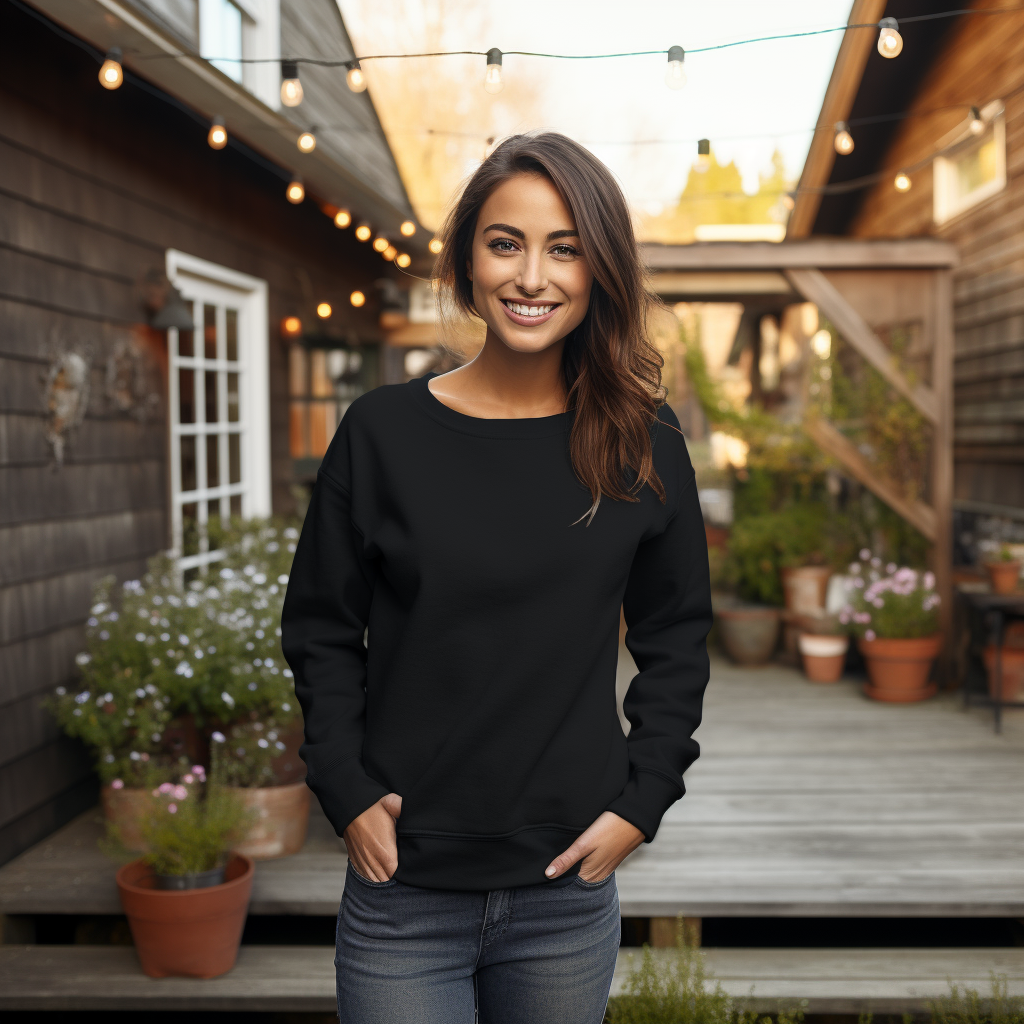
xmin=475 ymin=890 xmax=493 ymax=966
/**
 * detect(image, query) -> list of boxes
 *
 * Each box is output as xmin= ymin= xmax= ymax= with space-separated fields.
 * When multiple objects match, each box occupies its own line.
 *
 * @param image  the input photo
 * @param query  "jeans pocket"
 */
xmin=346 ymin=862 xmax=398 ymax=888
xmin=573 ymin=870 xmax=615 ymax=890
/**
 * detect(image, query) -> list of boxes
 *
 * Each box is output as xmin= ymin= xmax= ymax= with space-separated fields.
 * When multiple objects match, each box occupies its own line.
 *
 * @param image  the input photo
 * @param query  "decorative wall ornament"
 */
xmin=43 ymin=350 xmax=90 ymax=468
xmin=106 ymin=338 xmax=159 ymax=420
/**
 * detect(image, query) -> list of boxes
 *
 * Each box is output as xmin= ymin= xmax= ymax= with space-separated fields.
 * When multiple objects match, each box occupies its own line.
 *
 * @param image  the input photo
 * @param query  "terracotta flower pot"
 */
xmin=798 ymin=633 xmax=849 ymax=683
xmin=116 ymin=853 xmax=254 ymax=978
xmin=982 ymin=646 xmax=1024 ymax=702
xmin=780 ymin=566 xmax=832 ymax=614
xmin=716 ymin=607 xmax=781 ymax=666
xmin=858 ymin=634 xmax=942 ymax=703
xmin=102 ymin=785 xmax=152 ymax=851
xmin=230 ymin=780 xmax=311 ymax=859
xmin=986 ymin=561 xmax=1021 ymax=595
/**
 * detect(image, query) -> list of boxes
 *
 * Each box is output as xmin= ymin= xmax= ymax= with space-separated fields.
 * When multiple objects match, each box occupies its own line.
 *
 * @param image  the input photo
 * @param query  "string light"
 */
xmin=372 ymin=236 xmax=389 ymax=252
xmin=969 ymin=106 xmax=985 ymax=134
xmin=383 ymin=246 xmax=397 ymax=261
xmin=350 ymin=290 xmax=366 ymax=307
xmin=694 ymin=138 xmax=711 ymax=173
xmin=833 ymin=122 xmax=854 ymax=155
xmin=297 ymin=129 xmax=316 ymax=153
xmin=346 ymin=60 xmax=368 ymax=93
xmin=286 ymin=176 xmax=305 ymax=203
xmin=282 ymin=316 xmax=302 ymax=337
xmin=665 ymin=46 xmax=686 ymax=90
xmin=355 ymin=223 xmax=372 ymax=241
xmin=484 ymin=48 xmax=503 ymax=94
xmin=317 ymin=302 xmax=332 ymax=318
xmin=207 ymin=116 xmax=227 ymax=150
xmin=280 ymin=60 xmax=303 ymax=107
xmin=811 ymin=329 xmax=831 ymax=359
xmin=428 ymin=238 xmax=443 ymax=254
xmin=894 ymin=170 xmax=912 ymax=192
xmin=98 ymin=47 xmax=123 ymax=90
xmin=334 ymin=209 xmax=352 ymax=228
xmin=400 ymin=220 xmax=416 ymax=236
xmin=877 ymin=18 xmax=903 ymax=58
xmin=396 ymin=253 xmax=411 ymax=268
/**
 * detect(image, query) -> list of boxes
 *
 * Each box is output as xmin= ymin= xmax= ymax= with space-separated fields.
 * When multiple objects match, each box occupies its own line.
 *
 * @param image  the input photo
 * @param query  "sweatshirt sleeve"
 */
xmin=605 ymin=418 xmax=712 ymax=842
xmin=280 ymin=442 xmax=389 ymax=837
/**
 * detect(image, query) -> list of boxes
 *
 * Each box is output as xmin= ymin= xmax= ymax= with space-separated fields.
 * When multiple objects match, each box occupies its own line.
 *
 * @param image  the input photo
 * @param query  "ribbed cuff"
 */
xmin=605 ymin=769 xmax=684 ymax=843
xmin=305 ymin=756 xmax=390 ymax=837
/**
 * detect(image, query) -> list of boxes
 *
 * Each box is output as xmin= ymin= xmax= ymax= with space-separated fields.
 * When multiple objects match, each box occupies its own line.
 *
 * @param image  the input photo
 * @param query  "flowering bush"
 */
xmin=839 ymin=550 xmax=940 ymax=641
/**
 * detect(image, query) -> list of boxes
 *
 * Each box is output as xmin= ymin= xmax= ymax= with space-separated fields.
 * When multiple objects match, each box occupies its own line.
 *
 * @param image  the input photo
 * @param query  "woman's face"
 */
xmin=468 ymin=172 xmax=593 ymax=355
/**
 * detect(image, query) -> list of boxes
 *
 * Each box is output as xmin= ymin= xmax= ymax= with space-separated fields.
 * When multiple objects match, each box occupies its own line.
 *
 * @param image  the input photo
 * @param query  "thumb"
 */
xmin=381 ymin=792 xmax=402 ymax=819
xmin=545 ymin=836 xmax=592 ymax=879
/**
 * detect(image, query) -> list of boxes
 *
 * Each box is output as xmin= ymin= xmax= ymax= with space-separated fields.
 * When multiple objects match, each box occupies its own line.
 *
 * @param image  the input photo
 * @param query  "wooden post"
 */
xmin=649 ymin=915 xmax=701 ymax=948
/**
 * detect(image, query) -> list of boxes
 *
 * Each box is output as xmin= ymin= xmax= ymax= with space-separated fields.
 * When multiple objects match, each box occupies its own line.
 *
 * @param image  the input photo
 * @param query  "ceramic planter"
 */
xmin=716 ymin=606 xmax=781 ymax=666
xmin=858 ymin=634 xmax=942 ymax=702
xmin=101 ymin=785 xmax=151 ymax=851
xmin=798 ymin=633 xmax=849 ymax=683
xmin=780 ymin=566 xmax=832 ymax=614
xmin=982 ymin=646 xmax=1024 ymax=702
xmin=116 ymin=853 xmax=254 ymax=978
xmin=985 ymin=561 xmax=1021 ymax=595
xmin=230 ymin=780 xmax=311 ymax=860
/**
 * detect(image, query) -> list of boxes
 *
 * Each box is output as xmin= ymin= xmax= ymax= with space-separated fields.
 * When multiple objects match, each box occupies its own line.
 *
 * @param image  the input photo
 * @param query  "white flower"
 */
xmin=257 ymin=738 xmax=269 ymax=749
xmin=55 ymin=686 xmax=66 ymax=696
xmin=221 ymin=691 xmax=235 ymax=708
xmin=87 ymin=617 xmax=98 ymax=627
xmin=178 ymin=634 xmax=189 ymax=645
xmin=255 ymin=629 xmax=265 ymax=639
xmin=91 ymin=603 xmax=108 ymax=615
xmin=99 ymin=631 xmax=110 ymax=640
xmin=175 ymin=662 xmax=194 ymax=678
xmin=283 ymin=671 xmax=293 ymax=680
xmin=207 ymin=646 xmax=216 ymax=654
xmin=75 ymin=653 xmax=91 ymax=666
xmin=108 ymin=611 xmax=119 ymax=621
xmin=275 ymin=741 xmax=285 ymax=750
xmin=859 ymin=549 xmax=871 ymax=561
xmin=211 ymin=731 xmax=226 ymax=743
xmin=73 ymin=708 xmax=82 ymax=716
xmin=194 ymin=649 xmax=204 ymax=659
xmin=281 ymin=702 xmax=291 ymax=712
xmin=248 ymin=682 xmax=257 ymax=690
xmin=160 ymin=633 xmax=170 ymax=642
xmin=277 ymin=575 xmax=289 ymax=585
xmin=104 ymin=692 xmax=113 ymax=702
xmin=151 ymin=658 xmax=161 ymax=667
xmin=75 ymin=691 xmax=90 ymax=704
xmin=145 ymin=684 xmax=157 ymax=695
xmin=104 ymin=753 xmax=114 ymax=763
xmin=135 ymin=632 xmax=146 ymax=642
xmin=220 ymin=568 xmax=234 ymax=579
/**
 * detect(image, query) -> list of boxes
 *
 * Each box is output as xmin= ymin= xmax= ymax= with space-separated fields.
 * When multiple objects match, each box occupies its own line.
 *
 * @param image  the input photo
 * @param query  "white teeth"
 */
xmin=506 ymin=302 xmax=553 ymax=317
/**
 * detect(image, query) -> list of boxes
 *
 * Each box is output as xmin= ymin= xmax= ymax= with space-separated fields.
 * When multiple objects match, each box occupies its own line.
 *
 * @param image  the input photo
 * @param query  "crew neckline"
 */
xmin=411 ymin=373 xmax=574 ymax=439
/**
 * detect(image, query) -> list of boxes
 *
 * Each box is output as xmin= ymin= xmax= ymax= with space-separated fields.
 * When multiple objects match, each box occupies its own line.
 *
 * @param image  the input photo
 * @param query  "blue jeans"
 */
xmin=335 ymin=862 xmax=620 ymax=1023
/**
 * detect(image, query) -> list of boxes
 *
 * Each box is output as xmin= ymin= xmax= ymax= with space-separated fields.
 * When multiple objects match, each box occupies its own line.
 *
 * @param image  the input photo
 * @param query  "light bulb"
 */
xmin=373 ymin=236 xmax=389 ymax=253
xmin=694 ymin=138 xmax=710 ymax=173
xmin=355 ymin=224 xmax=372 ymax=242
xmin=428 ymin=238 xmax=443 ymax=254
xmin=99 ymin=48 xmax=123 ymax=90
xmin=666 ymin=45 xmax=686 ymax=90
xmin=286 ymin=177 xmax=305 ymax=204
xmin=334 ymin=209 xmax=352 ymax=229
xmin=282 ymin=316 xmax=302 ymax=337
xmin=894 ymin=171 xmax=912 ymax=193
xmin=969 ymin=106 xmax=985 ymax=134
xmin=834 ymin=122 xmax=854 ymax=155
xmin=350 ymin=290 xmax=366 ymax=307
xmin=317 ymin=302 xmax=332 ymax=319
xmin=280 ymin=60 xmax=303 ymax=107
xmin=207 ymin=117 xmax=227 ymax=150
xmin=400 ymin=220 xmax=416 ymax=237
xmin=346 ymin=61 xmax=367 ymax=93
xmin=484 ymin=48 xmax=503 ymax=94
xmin=396 ymin=253 xmax=411 ymax=268
xmin=297 ymin=130 xmax=316 ymax=153
xmin=811 ymin=329 xmax=831 ymax=359
xmin=877 ymin=18 xmax=903 ymax=59
xmin=383 ymin=246 xmax=397 ymax=261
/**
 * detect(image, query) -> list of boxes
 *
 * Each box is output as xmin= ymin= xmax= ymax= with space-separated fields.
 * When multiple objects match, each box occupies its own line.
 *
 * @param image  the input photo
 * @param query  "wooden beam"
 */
xmin=641 ymin=239 xmax=959 ymax=272
xmin=647 ymin=271 xmax=793 ymax=296
xmin=804 ymin=418 xmax=937 ymax=540
xmin=786 ymin=268 xmax=939 ymax=423
xmin=786 ymin=0 xmax=888 ymax=238
xmin=649 ymin=916 xmax=702 ymax=948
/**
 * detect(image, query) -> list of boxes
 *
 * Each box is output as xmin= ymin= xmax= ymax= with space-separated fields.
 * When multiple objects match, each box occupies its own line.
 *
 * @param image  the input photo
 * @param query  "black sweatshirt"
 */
xmin=281 ymin=374 xmax=712 ymax=891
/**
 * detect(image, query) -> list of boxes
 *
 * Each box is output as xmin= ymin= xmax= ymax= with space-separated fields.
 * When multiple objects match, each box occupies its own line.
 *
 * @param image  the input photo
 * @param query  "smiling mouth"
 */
xmin=500 ymin=299 xmax=561 ymax=324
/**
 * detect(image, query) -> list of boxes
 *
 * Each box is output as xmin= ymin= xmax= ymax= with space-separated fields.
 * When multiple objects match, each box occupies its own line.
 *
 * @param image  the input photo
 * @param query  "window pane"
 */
xmin=226 ymin=309 xmax=238 ymax=362
xmin=201 ymin=0 xmax=242 ymax=83
xmin=289 ymin=346 xmax=308 ymax=398
xmin=180 ymin=436 xmax=196 ymax=492
xmin=179 ymin=369 xmax=195 ymax=424
xmin=182 ymin=503 xmax=199 ymax=557
xmin=227 ymin=372 xmax=239 ymax=422
xmin=177 ymin=302 xmax=194 ymax=357
xmin=229 ymin=433 xmax=241 ymax=483
xmin=205 ymin=371 xmax=219 ymax=423
xmin=204 ymin=304 xmax=217 ymax=360
xmin=311 ymin=349 xmax=332 ymax=397
xmin=310 ymin=402 xmax=331 ymax=457
xmin=206 ymin=434 xmax=220 ymax=488
xmin=208 ymin=499 xmax=222 ymax=532
xmin=956 ymin=135 xmax=997 ymax=197
xmin=230 ymin=493 xmax=242 ymax=517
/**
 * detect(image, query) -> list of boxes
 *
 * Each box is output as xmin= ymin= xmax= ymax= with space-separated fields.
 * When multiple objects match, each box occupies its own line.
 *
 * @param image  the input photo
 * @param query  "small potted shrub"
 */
xmin=797 ymin=613 xmax=849 ymax=683
xmin=984 ymin=544 xmax=1021 ymax=595
xmin=114 ymin=743 xmax=255 ymax=978
xmin=840 ymin=551 xmax=941 ymax=702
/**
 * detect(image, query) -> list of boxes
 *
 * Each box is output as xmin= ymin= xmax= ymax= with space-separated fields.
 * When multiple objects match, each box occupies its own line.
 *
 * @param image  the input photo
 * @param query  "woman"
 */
xmin=281 ymin=131 xmax=711 ymax=1024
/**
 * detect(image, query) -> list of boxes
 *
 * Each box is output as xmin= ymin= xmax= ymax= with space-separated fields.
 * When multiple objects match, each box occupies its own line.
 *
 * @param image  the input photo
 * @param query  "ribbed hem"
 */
xmin=605 ymin=769 xmax=684 ymax=843
xmin=394 ymin=825 xmax=585 ymax=890
xmin=304 ymin=756 xmax=390 ymax=837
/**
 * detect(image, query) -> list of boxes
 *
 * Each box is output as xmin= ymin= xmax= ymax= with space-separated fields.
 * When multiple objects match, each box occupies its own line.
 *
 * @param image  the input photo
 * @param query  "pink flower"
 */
xmin=158 ymin=782 xmax=173 ymax=794
xmin=182 ymin=774 xmax=194 ymax=785
xmin=151 ymin=788 xmax=160 ymax=797
xmin=167 ymin=803 xmax=177 ymax=814
xmin=173 ymin=785 xmax=188 ymax=800
xmin=192 ymin=765 xmax=205 ymax=776
xmin=110 ymin=779 xmax=124 ymax=790
xmin=923 ymin=571 xmax=935 ymax=590
xmin=859 ymin=548 xmax=871 ymax=561
xmin=865 ymin=629 xmax=876 ymax=641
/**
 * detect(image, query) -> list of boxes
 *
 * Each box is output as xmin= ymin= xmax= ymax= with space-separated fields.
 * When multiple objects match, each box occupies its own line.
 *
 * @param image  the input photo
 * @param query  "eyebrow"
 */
xmin=482 ymin=223 xmax=579 ymax=241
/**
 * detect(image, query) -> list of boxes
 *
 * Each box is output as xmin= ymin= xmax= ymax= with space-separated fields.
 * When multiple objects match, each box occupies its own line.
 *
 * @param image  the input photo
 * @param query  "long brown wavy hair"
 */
xmin=433 ymin=131 xmax=667 ymax=520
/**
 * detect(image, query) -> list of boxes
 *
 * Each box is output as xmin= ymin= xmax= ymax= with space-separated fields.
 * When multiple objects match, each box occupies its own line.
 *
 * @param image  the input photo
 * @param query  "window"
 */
xmin=166 ymin=250 xmax=270 ymax=572
xmin=934 ymin=107 xmax=1006 ymax=225
xmin=199 ymin=0 xmax=243 ymax=82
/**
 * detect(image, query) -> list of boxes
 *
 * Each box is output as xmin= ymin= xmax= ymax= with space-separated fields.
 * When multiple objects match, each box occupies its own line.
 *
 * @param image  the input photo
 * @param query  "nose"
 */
xmin=516 ymin=250 xmax=547 ymax=295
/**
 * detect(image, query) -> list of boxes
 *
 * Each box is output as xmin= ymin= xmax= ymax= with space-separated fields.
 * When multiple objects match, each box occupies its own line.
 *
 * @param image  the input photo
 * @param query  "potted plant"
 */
xmin=714 ymin=597 xmax=781 ymax=666
xmin=984 ymin=544 xmax=1021 ymax=595
xmin=840 ymin=551 xmax=941 ymax=702
xmin=797 ymin=612 xmax=849 ymax=683
xmin=114 ymin=743 xmax=255 ymax=978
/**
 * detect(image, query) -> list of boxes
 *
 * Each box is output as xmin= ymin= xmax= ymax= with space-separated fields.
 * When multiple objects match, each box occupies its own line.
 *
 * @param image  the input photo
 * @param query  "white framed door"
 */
xmin=166 ymin=249 xmax=271 ymax=572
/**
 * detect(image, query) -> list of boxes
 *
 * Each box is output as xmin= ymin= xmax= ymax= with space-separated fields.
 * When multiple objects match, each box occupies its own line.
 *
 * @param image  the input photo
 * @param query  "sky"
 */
xmin=337 ymin=0 xmax=853 ymax=229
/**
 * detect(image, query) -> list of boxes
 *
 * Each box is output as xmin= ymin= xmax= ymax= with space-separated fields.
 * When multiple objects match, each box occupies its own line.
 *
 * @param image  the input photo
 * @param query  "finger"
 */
xmin=545 ymin=837 xmax=594 ymax=878
xmin=381 ymin=793 xmax=403 ymax=819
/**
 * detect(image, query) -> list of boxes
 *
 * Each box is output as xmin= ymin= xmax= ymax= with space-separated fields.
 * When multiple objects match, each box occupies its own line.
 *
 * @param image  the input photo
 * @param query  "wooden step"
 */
xmin=1 ymin=945 xmax=1022 ymax=1014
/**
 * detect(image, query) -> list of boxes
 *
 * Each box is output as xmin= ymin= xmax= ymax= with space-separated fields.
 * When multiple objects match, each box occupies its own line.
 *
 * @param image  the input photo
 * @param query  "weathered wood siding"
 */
xmin=0 ymin=1 xmax=391 ymax=865
xmin=848 ymin=0 xmax=1024 ymax=509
